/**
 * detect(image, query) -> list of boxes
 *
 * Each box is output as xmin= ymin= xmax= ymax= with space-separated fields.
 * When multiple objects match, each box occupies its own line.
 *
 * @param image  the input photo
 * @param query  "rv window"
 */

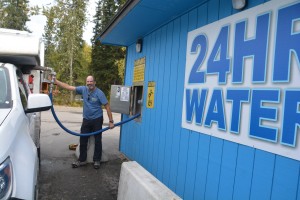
xmin=0 ymin=66 xmax=12 ymax=108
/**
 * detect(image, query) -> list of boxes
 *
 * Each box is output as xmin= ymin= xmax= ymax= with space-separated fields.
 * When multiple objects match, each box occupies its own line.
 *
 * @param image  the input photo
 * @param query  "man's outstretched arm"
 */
xmin=54 ymin=79 xmax=76 ymax=91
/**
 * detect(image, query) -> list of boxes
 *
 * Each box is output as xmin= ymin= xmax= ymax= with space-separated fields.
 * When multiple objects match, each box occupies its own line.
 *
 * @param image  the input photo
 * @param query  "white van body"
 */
xmin=0 ymin=28 xmax=51 ymax=200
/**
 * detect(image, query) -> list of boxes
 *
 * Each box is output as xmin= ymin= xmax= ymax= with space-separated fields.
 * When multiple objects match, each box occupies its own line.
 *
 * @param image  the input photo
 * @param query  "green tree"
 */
xmin=43 ymin=0 xmax=88 ymax=103
xmin=0 ymin=0 xmax=31 ymax=30
xmin=43 ymin=6 xmax=58 ymax=69
xmin=75 ymin=42 xmax=91 ymax=84
xmin=90 ymin=0 xmax=126 ymax=97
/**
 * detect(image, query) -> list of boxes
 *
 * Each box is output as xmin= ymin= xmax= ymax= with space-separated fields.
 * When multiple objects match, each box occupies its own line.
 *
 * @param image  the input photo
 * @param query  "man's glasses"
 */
xmin=88 ymin=94 xmax=90 ymax=101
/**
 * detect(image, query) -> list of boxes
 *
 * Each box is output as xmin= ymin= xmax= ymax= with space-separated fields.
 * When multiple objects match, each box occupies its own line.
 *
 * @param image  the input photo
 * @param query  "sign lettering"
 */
xmin=182 ymin=0 xmax=300 ymax=160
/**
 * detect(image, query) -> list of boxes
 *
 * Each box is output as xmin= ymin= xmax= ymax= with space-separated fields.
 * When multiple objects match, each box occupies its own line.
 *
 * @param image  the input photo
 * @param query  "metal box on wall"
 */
xmin=110 ymin=85 xmax=131 ymax=115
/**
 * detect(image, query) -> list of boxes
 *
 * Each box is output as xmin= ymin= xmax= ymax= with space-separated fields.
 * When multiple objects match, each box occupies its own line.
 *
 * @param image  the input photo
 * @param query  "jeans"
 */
xmin=79 ymin=116 xmax=103 ymax=162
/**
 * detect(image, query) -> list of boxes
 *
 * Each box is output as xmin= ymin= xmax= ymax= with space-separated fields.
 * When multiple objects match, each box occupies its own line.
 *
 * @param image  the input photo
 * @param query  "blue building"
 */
xmin=100 ymin=0 xmax=300 ymax=199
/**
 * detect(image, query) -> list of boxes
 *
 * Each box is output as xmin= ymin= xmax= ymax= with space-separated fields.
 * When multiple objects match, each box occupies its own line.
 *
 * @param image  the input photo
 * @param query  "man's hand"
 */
xmin=109 ymin=121 xmax=115 ymax=129
xmin=105 ymin=104 xmax=115 ymax=129
xmin=48 ymin=74 xmax=56 ymax=83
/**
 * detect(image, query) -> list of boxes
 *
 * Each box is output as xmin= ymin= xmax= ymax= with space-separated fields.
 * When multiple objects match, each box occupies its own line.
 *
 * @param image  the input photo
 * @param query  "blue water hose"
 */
xmin=49 ymin=92 xmax=140 ymax=137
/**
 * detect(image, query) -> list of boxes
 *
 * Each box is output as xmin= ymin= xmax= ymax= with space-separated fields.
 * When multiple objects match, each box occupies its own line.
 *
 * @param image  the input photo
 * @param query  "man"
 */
xmin=53 ymin=75 xmax=114 ymax=169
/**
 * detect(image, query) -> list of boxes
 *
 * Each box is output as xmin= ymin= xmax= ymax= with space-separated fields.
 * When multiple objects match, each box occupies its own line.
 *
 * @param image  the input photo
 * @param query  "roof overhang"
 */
xmin=99 ymin=0 xmax=206 ymax=46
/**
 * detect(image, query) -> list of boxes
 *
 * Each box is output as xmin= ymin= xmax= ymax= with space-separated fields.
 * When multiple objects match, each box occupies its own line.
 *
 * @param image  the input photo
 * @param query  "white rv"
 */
xmin=0 ymin=28 xmax=51 ymax=200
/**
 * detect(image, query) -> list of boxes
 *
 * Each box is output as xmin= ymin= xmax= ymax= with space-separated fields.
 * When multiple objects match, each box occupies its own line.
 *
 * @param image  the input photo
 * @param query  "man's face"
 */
xmin=86 ymin=76 xmax=96 ymax=91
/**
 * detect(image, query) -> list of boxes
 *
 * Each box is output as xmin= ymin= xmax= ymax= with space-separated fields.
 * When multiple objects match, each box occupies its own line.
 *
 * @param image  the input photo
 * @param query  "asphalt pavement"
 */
xmin=38 ymin=106 xmax=124 ymax=200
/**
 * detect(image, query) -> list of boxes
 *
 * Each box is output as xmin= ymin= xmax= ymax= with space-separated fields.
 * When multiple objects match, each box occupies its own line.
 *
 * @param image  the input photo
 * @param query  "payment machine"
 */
xmin=110 ymin=85 xmax=143 ymax=121
xmin=110 ymin=57 xmax=147 ymax=121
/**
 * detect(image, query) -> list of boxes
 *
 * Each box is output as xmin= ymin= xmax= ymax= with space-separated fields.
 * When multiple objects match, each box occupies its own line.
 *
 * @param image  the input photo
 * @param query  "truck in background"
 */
xmin=0 ymin=28 xmax=51 ymax=200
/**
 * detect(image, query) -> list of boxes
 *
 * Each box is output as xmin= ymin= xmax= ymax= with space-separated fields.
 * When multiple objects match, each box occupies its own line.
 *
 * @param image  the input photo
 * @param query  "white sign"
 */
xmin=120 ymin=87 xmax=130 ymax=102
xmin=182 ymin=0 xmax=300 ymax=160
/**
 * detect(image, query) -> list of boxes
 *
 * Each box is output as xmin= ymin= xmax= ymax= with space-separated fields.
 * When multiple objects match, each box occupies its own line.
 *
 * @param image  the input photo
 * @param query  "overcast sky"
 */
xmin=27 ymin=0 xmax=96 ymax=45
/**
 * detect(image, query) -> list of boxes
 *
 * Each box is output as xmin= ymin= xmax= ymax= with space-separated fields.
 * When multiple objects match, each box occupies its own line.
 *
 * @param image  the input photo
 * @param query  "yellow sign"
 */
xmin=146 ymin=81 xmax=155 ymax=108
xmin=133 ymin=57 xmax=145 ymax=84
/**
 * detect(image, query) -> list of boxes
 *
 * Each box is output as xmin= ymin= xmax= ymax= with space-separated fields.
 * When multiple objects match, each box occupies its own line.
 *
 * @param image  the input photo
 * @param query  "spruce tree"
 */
xmin=0 ymin=0 xmax=31 ymax=31
xmin=90 ymin=0 xmax=126 ymax=97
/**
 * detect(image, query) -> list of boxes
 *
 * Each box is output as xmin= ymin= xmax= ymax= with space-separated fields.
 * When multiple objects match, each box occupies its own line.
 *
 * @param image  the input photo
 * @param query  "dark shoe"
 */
xmin=72 ymin=160 xmax=87 ymax=168
xmin=94 ymin=161 xmax=100 ymax=169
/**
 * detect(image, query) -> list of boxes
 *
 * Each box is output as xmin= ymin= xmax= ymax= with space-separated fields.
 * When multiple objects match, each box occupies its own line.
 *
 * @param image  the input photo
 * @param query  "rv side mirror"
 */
xmin=26 ymin=94 xmax=52 ymax=113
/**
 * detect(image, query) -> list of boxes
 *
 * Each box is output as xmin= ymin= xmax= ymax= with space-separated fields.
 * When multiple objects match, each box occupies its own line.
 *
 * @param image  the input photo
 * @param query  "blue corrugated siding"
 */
xmin=146 ymin=29 xmax=160 ymax=173
xmin=141 ymin=34 xmax=153 ymax=169
xmin=120 ymin=0 xmax=300 ymax=199
xmin=217 ymin=141 xmax=238 ymax=199
xmin=233 ymin=146 xmax=255 ymax=199
xmin=168 ymin=17 xmax=184 ymax=191
xmin=183 ymin=9 xmax=199 ymax=200
xmin=250 ymin=150 xmax=275 ymax=200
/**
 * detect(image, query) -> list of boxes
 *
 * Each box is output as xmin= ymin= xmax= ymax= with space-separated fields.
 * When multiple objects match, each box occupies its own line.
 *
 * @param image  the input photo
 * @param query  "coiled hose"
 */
xmin=49 ymin=92 xmax=141 ymax=137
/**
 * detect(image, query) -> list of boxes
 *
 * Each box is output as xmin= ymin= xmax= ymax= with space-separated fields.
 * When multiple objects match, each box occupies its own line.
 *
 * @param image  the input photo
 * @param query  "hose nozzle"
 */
xmin=49 ymin=71 xmax=56 ymax=93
